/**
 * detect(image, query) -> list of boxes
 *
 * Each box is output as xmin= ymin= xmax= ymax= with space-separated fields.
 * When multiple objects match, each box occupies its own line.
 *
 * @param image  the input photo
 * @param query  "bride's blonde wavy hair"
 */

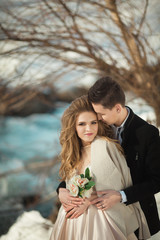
xmin=59 ymin=95 xmax=122 ymax=181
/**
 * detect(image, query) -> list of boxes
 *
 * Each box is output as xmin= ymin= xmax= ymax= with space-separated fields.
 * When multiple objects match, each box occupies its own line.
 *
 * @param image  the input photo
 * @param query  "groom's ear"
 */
xmin=115 ymin=104 xmax=122 ymax=113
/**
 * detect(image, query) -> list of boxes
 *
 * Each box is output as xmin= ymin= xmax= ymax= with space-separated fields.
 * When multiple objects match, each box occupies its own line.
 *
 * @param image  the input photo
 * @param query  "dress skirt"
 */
xmin=50 ymin=204 xmax=137 ymax=240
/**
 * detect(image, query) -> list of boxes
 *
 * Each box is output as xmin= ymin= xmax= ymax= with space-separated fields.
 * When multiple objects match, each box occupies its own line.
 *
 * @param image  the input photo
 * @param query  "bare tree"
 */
xmin=0 ymin=0 xmax=160 ymax=124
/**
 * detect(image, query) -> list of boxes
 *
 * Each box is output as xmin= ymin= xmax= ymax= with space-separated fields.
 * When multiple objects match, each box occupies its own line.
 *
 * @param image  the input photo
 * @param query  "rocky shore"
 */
xmin=0 ymin=83 xmax=88 ymax=117
xmin=1 ymin=193 xmax=160 ymax=240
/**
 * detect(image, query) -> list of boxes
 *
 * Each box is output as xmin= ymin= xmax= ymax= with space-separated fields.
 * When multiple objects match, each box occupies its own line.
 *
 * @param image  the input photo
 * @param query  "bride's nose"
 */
xmin=86 ymin=124 xmax=91 ymax=131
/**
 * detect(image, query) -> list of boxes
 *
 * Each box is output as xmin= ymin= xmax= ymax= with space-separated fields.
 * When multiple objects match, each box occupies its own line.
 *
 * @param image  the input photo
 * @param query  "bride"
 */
xmin=49 ymin=95 xmax=150 ymax=240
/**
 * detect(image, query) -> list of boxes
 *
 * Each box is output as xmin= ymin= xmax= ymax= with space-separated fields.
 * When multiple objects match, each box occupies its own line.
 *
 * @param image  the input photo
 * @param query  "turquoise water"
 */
xmin=0 ymin=104 xmax=68 ymax=203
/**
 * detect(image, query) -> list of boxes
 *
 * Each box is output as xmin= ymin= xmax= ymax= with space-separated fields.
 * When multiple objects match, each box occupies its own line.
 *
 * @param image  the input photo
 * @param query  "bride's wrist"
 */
xmin=84 ymin=198 xmax=91 ymax=207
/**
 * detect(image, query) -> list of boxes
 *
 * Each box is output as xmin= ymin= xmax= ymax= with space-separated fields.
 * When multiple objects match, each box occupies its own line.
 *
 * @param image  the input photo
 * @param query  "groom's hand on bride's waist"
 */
xmin=90 ymin=190 xmax=121 ymax=211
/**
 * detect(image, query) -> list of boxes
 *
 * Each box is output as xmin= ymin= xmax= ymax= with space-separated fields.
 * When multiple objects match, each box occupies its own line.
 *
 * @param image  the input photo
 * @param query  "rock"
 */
xmin=0 ymin=85 xmax=57 ymax=116
xmin=0 ymin=211 xmax=53 ymax=240
xmin=57 ymin=86 xmax=88 ymax=102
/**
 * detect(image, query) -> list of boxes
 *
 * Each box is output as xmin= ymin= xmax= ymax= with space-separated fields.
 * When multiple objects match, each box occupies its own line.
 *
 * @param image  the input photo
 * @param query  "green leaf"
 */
xmin=80 ymin=174 xmax=84 ymax=178
xmin=85 ymin=181 xmax=95 ymax=190
xmin=79 ymin=187 xmax=84 ymax=198
xmin=79 ymin=186 xmax=83 ymax=192
xmin=85 ymin=168 xmax=92 ymax=180
xmin=78 ymin=193 xmax=83 ymax=198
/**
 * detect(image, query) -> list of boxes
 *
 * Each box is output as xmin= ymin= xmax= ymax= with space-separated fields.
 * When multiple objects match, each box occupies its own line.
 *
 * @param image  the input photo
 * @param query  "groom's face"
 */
xmin=92 ymin=103 xmax=120 ymax=126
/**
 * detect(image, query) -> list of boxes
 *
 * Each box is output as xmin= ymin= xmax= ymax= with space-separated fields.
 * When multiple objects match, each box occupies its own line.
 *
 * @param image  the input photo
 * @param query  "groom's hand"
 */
xmin=90 ymin=190 xmax=121 ymax=211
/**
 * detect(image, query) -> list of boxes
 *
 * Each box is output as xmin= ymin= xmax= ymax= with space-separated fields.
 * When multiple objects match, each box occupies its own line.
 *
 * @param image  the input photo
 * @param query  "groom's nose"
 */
xmin=97 ymin=114 xmax=102 ymax=120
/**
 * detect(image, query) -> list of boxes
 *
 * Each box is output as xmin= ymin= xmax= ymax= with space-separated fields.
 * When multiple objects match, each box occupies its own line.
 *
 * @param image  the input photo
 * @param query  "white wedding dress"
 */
xmin=49 ymin=166 xmax=137 ymax=240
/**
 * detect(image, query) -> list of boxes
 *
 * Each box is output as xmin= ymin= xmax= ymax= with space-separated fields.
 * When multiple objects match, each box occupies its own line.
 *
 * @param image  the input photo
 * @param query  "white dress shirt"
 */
xmin=112 ymin=107 xmax=130 ymax=203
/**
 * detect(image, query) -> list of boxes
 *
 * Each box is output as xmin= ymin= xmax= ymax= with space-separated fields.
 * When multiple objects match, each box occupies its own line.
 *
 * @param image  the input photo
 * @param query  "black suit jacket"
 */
xmin=122 ymin=107 xmax=160 ymax=235
xmin=57 ymin=107 xmax=160 ymax=235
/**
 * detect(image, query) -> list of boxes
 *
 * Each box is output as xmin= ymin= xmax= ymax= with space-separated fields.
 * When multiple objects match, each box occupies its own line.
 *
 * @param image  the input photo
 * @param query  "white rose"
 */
xmin=67 ymin=182 xmax=79 ymax=196
xmin=76 ymin=177 xmax=89 ymax=188
xmin=81 ymin=187 xmax=93 ymax=198
xmin=71 ymin=175 xmax=82 ymax=185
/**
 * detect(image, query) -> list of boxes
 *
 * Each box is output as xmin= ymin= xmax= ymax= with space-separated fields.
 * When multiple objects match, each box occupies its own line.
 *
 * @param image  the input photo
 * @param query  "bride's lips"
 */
xmin=85 ymin=133 xmax=93 ymax=136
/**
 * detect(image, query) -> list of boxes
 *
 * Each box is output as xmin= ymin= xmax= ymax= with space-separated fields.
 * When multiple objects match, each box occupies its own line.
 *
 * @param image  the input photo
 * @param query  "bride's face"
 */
xmin=76 ymin=111 xmax=98 ymax=146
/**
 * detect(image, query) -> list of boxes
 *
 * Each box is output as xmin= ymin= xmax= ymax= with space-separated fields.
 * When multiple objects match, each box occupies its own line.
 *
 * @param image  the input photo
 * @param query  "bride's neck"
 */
xmin=81 ymin=145 xmax=91 ymax=156
xmin=77 ymin=145 xmax=91 ymax=174
xmin=82 ymin=144 xmax=91 ymax=150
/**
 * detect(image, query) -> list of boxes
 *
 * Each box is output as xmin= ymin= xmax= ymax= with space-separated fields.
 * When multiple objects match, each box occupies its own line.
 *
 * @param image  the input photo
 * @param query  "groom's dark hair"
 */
xmin=88 ymin=76 xmax=125 ymax=109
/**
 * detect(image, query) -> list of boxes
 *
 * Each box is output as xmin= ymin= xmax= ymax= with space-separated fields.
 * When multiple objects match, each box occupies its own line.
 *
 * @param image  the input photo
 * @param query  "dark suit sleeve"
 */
xmin=124 ymin=126 xmax=160 ymax=204
xmin=56 ymin=181 xmax=66 ymax=194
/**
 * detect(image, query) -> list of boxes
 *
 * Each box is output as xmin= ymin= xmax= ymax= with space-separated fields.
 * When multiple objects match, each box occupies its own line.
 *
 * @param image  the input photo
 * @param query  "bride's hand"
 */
xmin=59 ymin=188 xmax=84 ymax=209
xmin=66 ymin=198 xmax=90 ymax=219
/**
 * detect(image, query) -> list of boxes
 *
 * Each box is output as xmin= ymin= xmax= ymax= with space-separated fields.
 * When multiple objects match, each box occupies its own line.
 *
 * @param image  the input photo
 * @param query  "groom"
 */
xmin=58 ymin=76 xmax=160 ymax=238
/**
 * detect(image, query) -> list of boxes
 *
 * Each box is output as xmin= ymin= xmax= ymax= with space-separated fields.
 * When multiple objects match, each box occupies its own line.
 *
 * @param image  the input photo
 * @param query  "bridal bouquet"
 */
xmin=67 ymin=168 xmax=95 ymax=198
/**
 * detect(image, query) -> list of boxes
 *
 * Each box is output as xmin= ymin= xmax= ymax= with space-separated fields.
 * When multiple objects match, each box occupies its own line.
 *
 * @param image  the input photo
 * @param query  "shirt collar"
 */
xmin=118 ymin=107 xmax=130 ymax=129
xmin=112 ymin=107 xmax=130 ymax=130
